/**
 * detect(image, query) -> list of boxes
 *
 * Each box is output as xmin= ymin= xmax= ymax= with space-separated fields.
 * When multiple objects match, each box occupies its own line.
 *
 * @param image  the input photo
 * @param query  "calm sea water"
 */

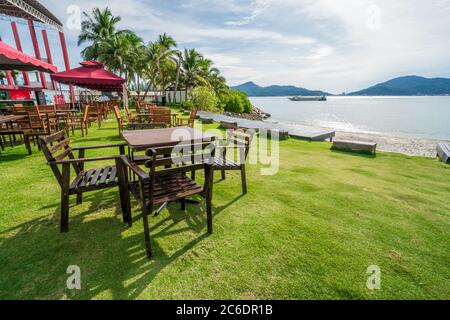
xmin=249 ymin=96 xmax=450 ymax=140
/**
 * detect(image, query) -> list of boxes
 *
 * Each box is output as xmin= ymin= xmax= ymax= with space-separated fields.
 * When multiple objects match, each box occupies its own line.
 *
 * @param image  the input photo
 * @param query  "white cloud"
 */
xmin=225 ymin=0 xmax=269 ymax=26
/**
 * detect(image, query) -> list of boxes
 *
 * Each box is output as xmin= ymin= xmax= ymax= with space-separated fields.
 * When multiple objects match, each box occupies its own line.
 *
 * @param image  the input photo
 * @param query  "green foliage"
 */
xmin=180 ymin=101 xmax=194 ymax=110
xmin=189 ymin=86 xmax=218 ymax=111
xmin=223 ymin=90 xmax=253 ymax=113
xmin=166 ymin=101 xmax=194 ymax=110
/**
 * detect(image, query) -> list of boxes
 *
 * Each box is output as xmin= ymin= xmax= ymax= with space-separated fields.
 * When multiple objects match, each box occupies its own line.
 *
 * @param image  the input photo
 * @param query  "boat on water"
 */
xmin=289 ymin=96 xmax=327 ymax=101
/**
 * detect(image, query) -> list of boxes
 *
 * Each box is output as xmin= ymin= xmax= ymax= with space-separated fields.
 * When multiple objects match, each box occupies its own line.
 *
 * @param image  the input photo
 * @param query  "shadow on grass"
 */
xmin=0 ymin=185 xmax=241 ymax=299
xmin=0 ymin=151 xmax=30 ymax=162
xmin=330 ymin=149 xmax=377 ymax=159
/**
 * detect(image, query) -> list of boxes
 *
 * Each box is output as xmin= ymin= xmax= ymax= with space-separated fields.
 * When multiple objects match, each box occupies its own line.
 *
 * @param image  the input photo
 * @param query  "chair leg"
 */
xmin=221 ymin=169 xmax=226 ymax=180
xmin=241 ymin=165 xmax=247 ymax=194
xmin=61 ymin=163 xmax=70 ymax=232
xmin=142 ymin=205 xmax=153 ymax=259
xmin=206 ymin=167 xmax=213 ymax=234
xmin=191 ymin=170 xmax=196 ymax=180
xmin=76 ymin=192 xmax=82 ymax=205
xmin=24 ymin=135 xmax=32 ymax=155
xmin=181 ymin=198 xmax=186 ymax=211
xmin=116 ymin=158 xmax=132 ymax=226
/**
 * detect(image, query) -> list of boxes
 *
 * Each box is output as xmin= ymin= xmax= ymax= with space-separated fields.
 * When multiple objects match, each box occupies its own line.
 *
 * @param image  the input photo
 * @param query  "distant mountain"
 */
xmin=231 ymin=81 xmax=330 ymax=97
xmin=349 ymin=76 xmax=450 ymax=96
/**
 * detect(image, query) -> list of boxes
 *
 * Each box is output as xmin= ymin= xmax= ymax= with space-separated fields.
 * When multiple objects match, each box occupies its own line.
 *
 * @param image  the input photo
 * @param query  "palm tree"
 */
xmin=96 ymin=33 xmax=144 ymax=97
xmin=141 ymin=34 xmax=177 ymax=100
xmin=182 ymin=48 xmax=210 ymax=98
xmin=206 ymin=67 xmax=228 ymax=96
xmin=78 ymin=7 xmax=130 ymax=60
xmin=171 ymin=50 xmax=183 ymax=103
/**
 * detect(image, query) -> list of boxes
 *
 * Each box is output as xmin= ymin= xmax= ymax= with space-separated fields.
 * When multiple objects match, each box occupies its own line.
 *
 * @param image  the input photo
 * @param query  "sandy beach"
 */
xmin=334 ymin=131 xmax=448 ymax=158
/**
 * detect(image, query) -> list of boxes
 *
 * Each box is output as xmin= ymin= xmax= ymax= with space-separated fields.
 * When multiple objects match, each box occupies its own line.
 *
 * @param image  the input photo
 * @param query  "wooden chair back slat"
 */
xmin=49 ymin=138 xmax=70 ymax=153
xmin=43 ymin=131 xmax=66 ymax=144
xmin=39 ymin=131 xmax=79 ymax=187
xmin=54 ymin=148 xmax=73 ymax=161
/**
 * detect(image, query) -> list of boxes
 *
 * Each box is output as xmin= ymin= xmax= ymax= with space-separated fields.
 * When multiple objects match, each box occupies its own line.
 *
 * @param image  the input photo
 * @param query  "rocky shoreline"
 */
xmin=222 ymin=106 xmax=271 ymax=121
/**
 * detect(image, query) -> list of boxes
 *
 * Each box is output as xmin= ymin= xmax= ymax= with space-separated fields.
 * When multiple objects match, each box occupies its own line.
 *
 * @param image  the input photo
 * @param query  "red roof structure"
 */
xmin=0 ymin=41 xmax=57 ymax=73
xmin=51 ymin=61 xmax=126 ymax=91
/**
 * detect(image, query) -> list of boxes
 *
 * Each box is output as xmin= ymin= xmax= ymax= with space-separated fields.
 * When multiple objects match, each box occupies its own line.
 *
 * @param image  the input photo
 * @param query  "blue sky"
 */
xmin=1 ymin=0 xmax=450 ymax=93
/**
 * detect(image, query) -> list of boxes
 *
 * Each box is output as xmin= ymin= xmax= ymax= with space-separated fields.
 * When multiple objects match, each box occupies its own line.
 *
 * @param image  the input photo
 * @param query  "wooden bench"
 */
xmin=332 ymin=140 xmax=377 ymax=155
xmin=437 ymin=143 xmax=450 ymax=163
xmin=220 ymin=121 xmax=238 ymax=130
xmin=201 ymin=117 xmax=214 ymax=124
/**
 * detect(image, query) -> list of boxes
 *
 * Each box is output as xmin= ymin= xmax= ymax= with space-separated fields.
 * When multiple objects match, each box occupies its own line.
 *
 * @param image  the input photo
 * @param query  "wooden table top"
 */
xmin=121 ymin=126 xmax=215 ymax=151
xmin=0 ymin=115 xmax=26 ymax=124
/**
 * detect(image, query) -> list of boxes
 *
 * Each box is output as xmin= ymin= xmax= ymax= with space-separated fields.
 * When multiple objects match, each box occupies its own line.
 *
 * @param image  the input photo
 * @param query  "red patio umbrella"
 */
xmin=51 ymin=61 xmax=125 ymax=92
xmin=0 ymin=41 xmax=57 ymax=73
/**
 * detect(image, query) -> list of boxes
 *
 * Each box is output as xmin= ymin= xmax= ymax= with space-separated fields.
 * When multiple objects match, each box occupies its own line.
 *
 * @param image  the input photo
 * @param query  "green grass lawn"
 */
xmin=0 ymin=119 xmax=449 ymax=300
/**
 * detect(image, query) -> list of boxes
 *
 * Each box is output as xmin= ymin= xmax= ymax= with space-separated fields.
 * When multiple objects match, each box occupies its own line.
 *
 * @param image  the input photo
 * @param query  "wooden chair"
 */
xmin=119 ymin=139 xmax=216 ymax=259
xmin=65 ymin=105 xmax=89 ymax=137
xmin=177 ymin=109 xmax=198 ymax=128
xmin=213 ymin=129 xmax=255 ymax=194
xmin=38 ymin=131 xmax=127 ymax=232
xmin=149 ymin=107 xmax=172 ymax=128
xmin=124 ymin=104 xmax=137 ymax=123
xmin=13 ymin=105 xmax=49 ymax=150
xmin=87 ymin=105 xmax=102 ymax=128
xmin=113 ymin=105 xmax=128 ymax=134
xmin=26 ymin=106 xmax=48 ymax=133
xmin=37 ymin=105 xmax=59 ymax=133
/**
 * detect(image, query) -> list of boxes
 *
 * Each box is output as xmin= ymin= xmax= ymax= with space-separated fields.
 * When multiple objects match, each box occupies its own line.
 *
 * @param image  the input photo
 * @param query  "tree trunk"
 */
xmin=137 ymin=74 xmax=141 ymax=100
xmin=173 ymin=63 xmax=181 ymax=103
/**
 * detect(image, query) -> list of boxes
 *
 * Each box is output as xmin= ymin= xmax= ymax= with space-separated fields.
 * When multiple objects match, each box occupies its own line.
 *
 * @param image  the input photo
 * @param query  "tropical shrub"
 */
xmin=189 ymin=86 xmax=218 ymax=111
xmin=224 ymin=90 xmax=253 ymax=114
xmin=181 ymin=101 xmax=194 ymax=109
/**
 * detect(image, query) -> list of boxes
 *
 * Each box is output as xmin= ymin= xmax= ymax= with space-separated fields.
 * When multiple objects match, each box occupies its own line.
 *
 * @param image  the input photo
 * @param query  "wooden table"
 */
xmin=121 ymin=126 xmax=216 ymax=213
xmin=0 ymin=115 xmax=26 ymax=125
xmin=0 ymin=115 xmax=31 ymax=154
xmin=121 ymin=126 xmax=215 ymax=152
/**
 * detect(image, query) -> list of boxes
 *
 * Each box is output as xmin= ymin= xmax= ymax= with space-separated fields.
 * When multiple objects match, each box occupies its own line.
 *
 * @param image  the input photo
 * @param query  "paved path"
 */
xmin=198 ymin=111 xmax=335 ymax=141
